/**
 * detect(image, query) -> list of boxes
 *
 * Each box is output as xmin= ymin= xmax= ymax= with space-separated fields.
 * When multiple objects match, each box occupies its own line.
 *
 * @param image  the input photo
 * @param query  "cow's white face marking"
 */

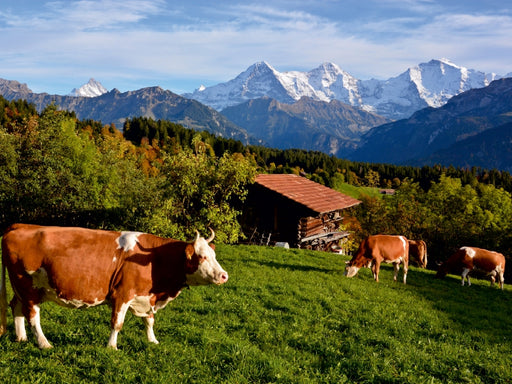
xmin=344 ymin=265 xmax=360 ymax=277
xmin=186 ymin=237 xmax=228 ymax=286
xmin=116 ymin=232 xmax=143 ymax=252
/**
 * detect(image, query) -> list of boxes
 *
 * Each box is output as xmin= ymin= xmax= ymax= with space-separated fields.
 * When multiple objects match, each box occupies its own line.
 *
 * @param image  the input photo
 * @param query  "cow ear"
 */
xmin=185 ymin=244 xmax=195 ymax=260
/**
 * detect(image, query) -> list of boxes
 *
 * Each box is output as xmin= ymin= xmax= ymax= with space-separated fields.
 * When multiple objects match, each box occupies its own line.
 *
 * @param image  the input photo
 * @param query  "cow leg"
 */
xmin=108 ymin=302 xmax=130 ymax=349
xmin=10 ymin=297 xmax=27 ymax=342
xmin=28 ymin=304 xmax=52 ymax=349
xmin=461 ymin=268 xmax=471 ymax=286
xmin=0 ymin=277 xmax=7 ymax=337
xmin=143 ymin=314 xmax=159 ymax=344
xmin=372 ymin=261 xmax=381 ymax=282
xmin=498 ymin=272 xmax=505 ymax=290
xmin=402 ymin=261 xmax=408 ymax=284
xmin=393 ymin=263 xmax=400 ymax=282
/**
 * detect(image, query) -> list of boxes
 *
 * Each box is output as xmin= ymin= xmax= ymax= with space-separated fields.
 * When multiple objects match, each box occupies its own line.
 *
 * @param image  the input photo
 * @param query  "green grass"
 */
xmin=1 ymin=244 xmax=511 ymax=383
xmin=335 ymin=182 xmax=383 ymax=199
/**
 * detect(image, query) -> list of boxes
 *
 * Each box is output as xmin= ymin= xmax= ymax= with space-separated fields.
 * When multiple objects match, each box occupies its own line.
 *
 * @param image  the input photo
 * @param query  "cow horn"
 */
xmin=206 ymin=227 xmax=215 ymax=243
xmin=194 ymin=230 xmax=200 ymax=242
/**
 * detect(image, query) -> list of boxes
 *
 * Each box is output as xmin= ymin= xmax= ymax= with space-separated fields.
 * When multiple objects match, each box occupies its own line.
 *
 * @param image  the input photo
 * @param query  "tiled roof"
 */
xmin=255 ymin=174 xmax=361 ymax=214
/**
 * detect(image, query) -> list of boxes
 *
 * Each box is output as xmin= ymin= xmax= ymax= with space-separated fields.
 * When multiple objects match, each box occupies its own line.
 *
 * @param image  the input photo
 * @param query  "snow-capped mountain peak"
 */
xmin=185 ymin=59 xmax=506 ymax=120
xmin=69 ymin=78 xmax=108 ymax=97
xmin=182 ymin=61 xmax=294 ymax=110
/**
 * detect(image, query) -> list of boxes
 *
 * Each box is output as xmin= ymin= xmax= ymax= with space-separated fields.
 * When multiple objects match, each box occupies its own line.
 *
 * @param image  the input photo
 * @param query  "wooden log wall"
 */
xmin=297 ymin=211 xmax=343 ymax=242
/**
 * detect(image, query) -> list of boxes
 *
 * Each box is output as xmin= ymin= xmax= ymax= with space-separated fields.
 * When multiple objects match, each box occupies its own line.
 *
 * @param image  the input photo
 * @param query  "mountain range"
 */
xmin=221 ymin=96 xmax=389 ymax=156
xmin=349 ymin=77 xmax=512 ymax=171
xmin=0 ymin=79 xmax=251 ymax=143
xmin=185 ymin=59 xmax=502 ymax=120
xmin=1 ymin=58 xmax=511 ymax=170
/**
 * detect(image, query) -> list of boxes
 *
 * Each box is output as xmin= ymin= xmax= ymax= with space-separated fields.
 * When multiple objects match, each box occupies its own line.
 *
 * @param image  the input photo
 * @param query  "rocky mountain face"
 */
xmin=221 ymin=96 xmax=389 ymax=156
xmin=0 ymin=79 xmax=33 ymax=99
xmin=185 ymin=59 xmax=498 ymax=120
xmin=348 ymin=78 xmax=512 ymax=169
xmin=0 ymin=81 xmax=251 ymax=143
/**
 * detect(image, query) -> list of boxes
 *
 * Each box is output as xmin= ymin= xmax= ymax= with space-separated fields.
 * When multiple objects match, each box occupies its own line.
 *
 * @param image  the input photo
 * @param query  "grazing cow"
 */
xmin=408 ymin=240 xmax=428 ymax=268
xmin=436 ymin=246 xmax=505 ymax=289
xmin=345 ymin=235 xmax=409 ymax=284
xmin=0 ymin=224 xmax=228 ymax=349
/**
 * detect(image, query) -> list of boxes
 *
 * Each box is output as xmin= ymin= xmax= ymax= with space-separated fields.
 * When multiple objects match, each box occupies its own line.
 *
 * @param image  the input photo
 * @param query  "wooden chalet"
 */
xmin=242 ymin=174 xmax=361 ymax=251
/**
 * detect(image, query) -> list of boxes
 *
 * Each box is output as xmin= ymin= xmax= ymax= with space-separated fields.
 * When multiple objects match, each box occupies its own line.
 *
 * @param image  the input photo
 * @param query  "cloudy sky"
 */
xmin=2 ymin=0 xmax=512 ymax=95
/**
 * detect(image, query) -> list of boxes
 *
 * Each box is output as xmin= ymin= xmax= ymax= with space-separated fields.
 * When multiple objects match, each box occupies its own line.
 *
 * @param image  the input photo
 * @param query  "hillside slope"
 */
xmin=0 ymin=244 xmax=510 ymax=383
xmin=349 ymin=77 xmax=512 ymax=167
xmin=416 ymin=122 xmax=512 ymax=171
xmin=221 ymin=96 xmax=389 ymax=156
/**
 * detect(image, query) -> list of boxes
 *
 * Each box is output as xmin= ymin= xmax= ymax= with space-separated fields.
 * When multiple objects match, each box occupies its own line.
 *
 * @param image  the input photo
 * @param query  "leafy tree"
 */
xmin=385 ymin=180 xmax=429 ymax=239
xmin=140 ymin=135 xmax=257 ymax=243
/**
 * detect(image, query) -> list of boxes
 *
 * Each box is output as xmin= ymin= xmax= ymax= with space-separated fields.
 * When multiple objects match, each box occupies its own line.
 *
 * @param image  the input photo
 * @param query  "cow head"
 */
xmin=435 ymin=261 xmax=448 ymax=278
xmin=344 ymin=257 xmax=371 ymax=278
xmin=184 ymin=229 xmax=229 ymax=286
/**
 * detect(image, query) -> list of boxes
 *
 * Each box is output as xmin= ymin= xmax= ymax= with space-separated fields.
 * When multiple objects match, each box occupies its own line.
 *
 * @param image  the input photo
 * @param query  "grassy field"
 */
xmin=335 ymin=183 xmax=383 ymax=199
xmin=1 ymin=244 xmax=511 ymax=383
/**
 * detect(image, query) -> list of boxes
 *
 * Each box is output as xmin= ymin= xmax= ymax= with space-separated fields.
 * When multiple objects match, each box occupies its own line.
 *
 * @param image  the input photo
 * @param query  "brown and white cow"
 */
xmin=408 ymin=239 xmax=428 ymax=268
xmin=0 ymin=224 xmax=228 ymax=349
xmin=436 ymin=246 xmax=505 ymax=289
xmin=345 ymin=235 xmax=409 ymax=284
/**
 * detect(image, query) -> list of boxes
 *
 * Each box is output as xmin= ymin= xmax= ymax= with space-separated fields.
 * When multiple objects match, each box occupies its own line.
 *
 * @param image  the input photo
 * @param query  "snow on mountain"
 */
xmin=185 ymin=59 xmax=502 ymax=120
xmin=185 ymin=62 xmax=295 ymax=110
xmin=69 ymin=78 xmax=108 ymax=97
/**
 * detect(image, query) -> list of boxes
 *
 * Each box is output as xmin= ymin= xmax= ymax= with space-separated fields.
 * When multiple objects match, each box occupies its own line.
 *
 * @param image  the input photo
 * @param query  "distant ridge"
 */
xmin=349 ymin=77 xmax=512 ymax=171
xmin=221 ymin=96 xmax=389 ymax=157
xmin=0 ymin=80 xmax=251 ymax=143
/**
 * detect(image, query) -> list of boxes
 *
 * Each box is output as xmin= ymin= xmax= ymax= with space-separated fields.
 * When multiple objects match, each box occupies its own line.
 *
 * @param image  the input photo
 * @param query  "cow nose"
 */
xmin=220 ymin=272 xmax=228 ymax=283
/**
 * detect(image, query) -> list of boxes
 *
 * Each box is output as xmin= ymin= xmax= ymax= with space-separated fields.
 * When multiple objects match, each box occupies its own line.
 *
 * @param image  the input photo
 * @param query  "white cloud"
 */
xmin=1 ymin=0 xmax=166 ymax=30
xmin=1 ymin=0 xmax=511 ymax=94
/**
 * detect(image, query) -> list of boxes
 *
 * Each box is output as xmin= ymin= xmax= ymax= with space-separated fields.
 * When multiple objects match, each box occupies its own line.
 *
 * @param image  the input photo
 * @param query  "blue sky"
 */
xmin=2 ymin=0 xmax=511 ymax=95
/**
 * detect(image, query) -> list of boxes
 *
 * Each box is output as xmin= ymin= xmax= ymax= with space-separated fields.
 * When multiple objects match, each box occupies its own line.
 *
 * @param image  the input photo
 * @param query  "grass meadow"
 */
xmin=1 ymin=244 xmax=511 ymax=383
xmin=335 ymin=183 xmax=383 ymax=199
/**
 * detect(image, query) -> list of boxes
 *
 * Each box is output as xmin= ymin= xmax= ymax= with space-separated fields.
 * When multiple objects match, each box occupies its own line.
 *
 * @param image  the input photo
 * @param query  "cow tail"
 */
xmin=0 ymin=256 xmax=7 ymax=336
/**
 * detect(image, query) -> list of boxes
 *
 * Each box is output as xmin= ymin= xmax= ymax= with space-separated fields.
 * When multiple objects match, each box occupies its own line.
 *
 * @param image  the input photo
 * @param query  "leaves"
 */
xmin=145 ymin=135 xmax=257 ymax=242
